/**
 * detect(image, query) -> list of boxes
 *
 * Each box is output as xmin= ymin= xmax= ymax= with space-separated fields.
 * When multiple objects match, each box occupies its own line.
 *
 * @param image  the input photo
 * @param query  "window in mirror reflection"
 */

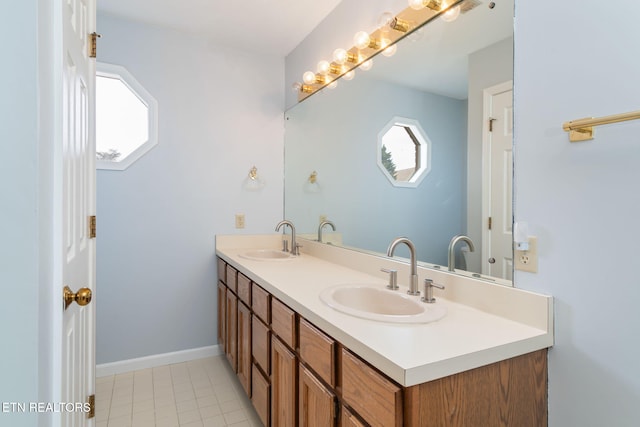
xmin=377 ymin=117 xmax=430 ymax=188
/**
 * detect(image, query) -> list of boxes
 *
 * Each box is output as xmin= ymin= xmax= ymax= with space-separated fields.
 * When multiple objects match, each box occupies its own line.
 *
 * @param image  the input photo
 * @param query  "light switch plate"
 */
xmin=514 ymin=236 xmax=537 ymax=273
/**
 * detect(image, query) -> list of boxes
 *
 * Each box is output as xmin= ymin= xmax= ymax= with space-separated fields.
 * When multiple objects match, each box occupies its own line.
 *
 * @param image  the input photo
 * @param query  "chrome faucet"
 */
xmin=275 ymin=220 xmax=298 ymax=255
xmin=386 ymin=237 xmax=420 ymax=295
xmin=317 ymin=220 xmax=336 ymax=243
xmin=448 ymin=235 xmax=475 ymax=272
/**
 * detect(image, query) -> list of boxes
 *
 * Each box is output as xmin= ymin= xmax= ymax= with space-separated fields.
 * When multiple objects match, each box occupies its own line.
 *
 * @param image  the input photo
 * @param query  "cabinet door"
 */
xmin=217 ymin=281 xmax=226 ymax=353
xmin=252 ymin=364 xmax=270 ymax=427
xmin=299 ymin=364 xmax=336 ymax=427
xmin=272 ymin=336 xmax=297 ymax=427
xmin=237 ymin=302 xmax=252 ymax=396
xmin=341 ymin=406 xmax=365 ymax=427
xmin=225 ymin=291 xmax=237 ymax=372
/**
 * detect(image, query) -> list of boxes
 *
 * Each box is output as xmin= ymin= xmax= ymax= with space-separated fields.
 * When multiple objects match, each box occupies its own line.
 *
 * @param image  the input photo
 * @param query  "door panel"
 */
xmin=483 ymin=81 xmax=513 ymax=280
xmin=61 ymin=0 xmax=96 ymax=425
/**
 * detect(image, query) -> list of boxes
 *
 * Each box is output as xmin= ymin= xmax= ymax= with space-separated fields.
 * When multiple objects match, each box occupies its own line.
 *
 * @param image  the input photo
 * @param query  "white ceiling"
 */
xmin=97 ymin=0 xmax=343 ymax=56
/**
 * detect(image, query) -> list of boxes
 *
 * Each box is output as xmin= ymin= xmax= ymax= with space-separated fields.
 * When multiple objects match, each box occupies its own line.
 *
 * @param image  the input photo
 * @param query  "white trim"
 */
xmin=96 ymin=345 xmax=221 ymax=377
xmin=377 ymin=116 xmax=432 ymax=188
xmin=95 ymin=62 xmax=159 ymax=171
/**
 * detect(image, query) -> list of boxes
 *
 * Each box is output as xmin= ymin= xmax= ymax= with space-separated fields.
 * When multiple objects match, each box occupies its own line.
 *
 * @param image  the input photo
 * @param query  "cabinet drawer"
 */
xmin=217 ymin=258 xmax=226 ymax=282
xmin=271 ymin=298 xmax=296 ymax=349
xmin=226 ymin=265 xmax=237 ymax=293
xmin=237 ymin=273 xmax=251 ymax=306
xmin=252 ymin=315 xmax=270 ymax=374
xmin=299 ymin=318 xmax=335 ymax=387
xmin=251 ymin=364 xmax=270 ymax=427
xmin=341 ymin=349 xmax=402 ymax=427
xmin=252 ymin=284 xmax=271 ymax=324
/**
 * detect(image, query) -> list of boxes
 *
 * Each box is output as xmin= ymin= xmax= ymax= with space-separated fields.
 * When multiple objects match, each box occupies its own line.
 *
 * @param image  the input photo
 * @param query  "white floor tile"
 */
xmin=96 ymin=356 xmax=263 ymax=427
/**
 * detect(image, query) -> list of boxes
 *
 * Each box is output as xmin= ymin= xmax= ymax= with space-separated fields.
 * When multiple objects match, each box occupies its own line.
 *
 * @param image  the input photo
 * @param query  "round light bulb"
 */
xmin=317 ymin=60 xmax=331 ymax=75
xmin=342 ymin=70 xmax=355 ymax=81
xmin=382 ymin=43 xmax=397 ymax=57
xmin=408 ymin=0 xmax=425 ymax=10
xmin=303 ymin=71 xmax=316 ymax=85
xmin=333 ymin=48 xmax=348 ymax=65
xmin=291 ymin=82 xmax=302 ymax=92
xmin=353 ymin=31 xmax=371 ymax=50
xmin=359 ymin=59 xmax=373 ymax=71
xmin=327 ymin=81 xmax=338 ymax=90
xmin=441 ymin=5 xmax=461 ymax=22
xmin=378 ymin=11 xmax=394 ymax=30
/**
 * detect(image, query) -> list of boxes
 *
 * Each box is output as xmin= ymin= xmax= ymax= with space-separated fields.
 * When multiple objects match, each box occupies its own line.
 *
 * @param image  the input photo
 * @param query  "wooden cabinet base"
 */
xmin=404 ymin=349 xmax=548 ymax=427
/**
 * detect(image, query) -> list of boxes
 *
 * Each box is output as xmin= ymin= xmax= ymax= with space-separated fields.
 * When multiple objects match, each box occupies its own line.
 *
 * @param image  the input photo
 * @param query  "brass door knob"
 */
xmin=64 ymin=286 xmax=92 ymax=310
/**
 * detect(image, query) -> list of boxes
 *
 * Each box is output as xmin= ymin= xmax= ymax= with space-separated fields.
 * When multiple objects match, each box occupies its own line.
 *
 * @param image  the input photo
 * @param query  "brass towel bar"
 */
xmin=563 ymin=110 xmax=640 ymax=142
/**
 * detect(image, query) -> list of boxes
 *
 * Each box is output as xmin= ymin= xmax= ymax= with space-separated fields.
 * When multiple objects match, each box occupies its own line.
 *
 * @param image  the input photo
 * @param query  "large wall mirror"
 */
xmin=284 ymin=0 xmax=514 ymax=285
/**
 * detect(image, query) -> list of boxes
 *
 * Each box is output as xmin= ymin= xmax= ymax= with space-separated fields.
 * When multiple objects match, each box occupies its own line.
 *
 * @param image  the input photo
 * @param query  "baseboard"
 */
xmin=96 ymin=345 xmax=222 ymax=377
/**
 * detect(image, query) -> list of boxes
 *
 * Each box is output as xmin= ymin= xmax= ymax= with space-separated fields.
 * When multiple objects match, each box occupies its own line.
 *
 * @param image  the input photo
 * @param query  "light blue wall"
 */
xmin=287 ymin=0 xmax=640 ymax=425
xmin=95 ymin=14 xmax=284 ymax=363
xmin=0 ymin=1 xmax=40 ymax=426
xmin=285 ymin=75 xmax=467 ymax=265
xmin=514 ymin=1 xmax=640 ymax=425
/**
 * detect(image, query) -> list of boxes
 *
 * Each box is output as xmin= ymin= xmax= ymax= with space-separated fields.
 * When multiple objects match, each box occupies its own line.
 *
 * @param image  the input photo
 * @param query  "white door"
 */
xmin=482 ymin=81 xmax=513 ymax=280
xmin=61 ymin=0 xmax=97 ymax=425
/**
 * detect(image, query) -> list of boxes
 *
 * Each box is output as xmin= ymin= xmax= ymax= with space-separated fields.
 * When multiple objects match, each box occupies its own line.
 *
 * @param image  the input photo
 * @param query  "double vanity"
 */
xmin=215 ymin=233 xmax=553 ymax=426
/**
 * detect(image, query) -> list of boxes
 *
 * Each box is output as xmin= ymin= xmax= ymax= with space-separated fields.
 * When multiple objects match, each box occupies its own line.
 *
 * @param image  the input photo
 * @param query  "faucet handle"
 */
xmin=381 ymin=268 xmax=398 ymax=290
xmin=422 ymin=279 xmax=445 ymax=304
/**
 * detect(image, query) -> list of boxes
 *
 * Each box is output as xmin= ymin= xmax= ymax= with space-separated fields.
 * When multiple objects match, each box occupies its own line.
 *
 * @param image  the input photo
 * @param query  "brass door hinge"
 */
xmin=488 ymin=216 xmax=492 ymax=230
xmin=87 ymin=394 xmax=95 ymax=419
xmin=89 ymin=32 xmax=101 ymax=58
xmin=488 ymin=117 xmax=496 ymax=132
xmin=89 ymin=215 xmax=96 ymax=239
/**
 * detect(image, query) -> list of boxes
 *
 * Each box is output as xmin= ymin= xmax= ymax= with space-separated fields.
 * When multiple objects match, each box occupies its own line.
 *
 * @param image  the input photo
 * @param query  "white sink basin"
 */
xmin=239 ymin=249 xmax=294 ymax=261
xmin=319 ymin=284 xmax=446 ymax=324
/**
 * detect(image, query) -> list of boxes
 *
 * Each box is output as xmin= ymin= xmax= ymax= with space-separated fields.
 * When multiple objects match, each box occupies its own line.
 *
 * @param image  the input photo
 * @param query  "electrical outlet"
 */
xmin=235 ymin=213 xmax=245 ymax=229
xmin=319 ymin=215 xmax=327 ymax=224
xmin=514 ymin=236 xmax=538 ymax=273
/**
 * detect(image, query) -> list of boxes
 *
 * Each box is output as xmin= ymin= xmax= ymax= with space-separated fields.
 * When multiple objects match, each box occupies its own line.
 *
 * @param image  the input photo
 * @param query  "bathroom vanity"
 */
xmin=215 ymin=234 xmax=553 ymax=427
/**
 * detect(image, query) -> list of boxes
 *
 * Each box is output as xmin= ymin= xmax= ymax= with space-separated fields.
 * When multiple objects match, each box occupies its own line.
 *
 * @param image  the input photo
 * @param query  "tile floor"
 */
xmin=96 ymin=355 xmax=263 ymax=427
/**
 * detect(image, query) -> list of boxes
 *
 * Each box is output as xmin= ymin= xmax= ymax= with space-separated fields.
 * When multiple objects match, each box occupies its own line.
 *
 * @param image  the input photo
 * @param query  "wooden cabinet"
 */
xmin=217 ymin=281 xmax=226 ymax=353
xmin=272 ymin=335 xmax=297 ymax=427
xmin=237 ymin=301 xmax=252 ymax=396
xmin=299 ymin=364 xmax=336 ymax=427
xmin=225 ymin=290 xmax=237 ymax=372
xmin=215 ymin=257 xmax=548 ymax=427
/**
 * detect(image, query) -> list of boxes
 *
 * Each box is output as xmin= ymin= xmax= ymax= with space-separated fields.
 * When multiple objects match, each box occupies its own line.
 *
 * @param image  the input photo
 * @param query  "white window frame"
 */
xmin=377 ymin=116 xmax=431 ymax=188
xmin=96 ymin=62 xmax=158 ymax=171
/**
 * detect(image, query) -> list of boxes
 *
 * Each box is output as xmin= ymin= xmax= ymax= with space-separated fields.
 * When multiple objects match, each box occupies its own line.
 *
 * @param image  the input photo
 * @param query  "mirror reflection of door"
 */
xmin=483 ymin=81 xmax=513 ymax=280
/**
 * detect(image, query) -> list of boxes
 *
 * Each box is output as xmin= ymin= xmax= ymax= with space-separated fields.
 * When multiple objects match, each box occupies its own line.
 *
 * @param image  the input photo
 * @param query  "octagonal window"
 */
xmin=377 ymin=117 xmax=431 ymax=187
xmin=96 ymin=63 xmax=158 ymax=170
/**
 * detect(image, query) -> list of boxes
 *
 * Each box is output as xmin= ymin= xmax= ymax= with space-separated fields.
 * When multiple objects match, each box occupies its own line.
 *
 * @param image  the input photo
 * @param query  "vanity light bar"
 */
xmin=294 ymin=0 xmax=465 ymax=101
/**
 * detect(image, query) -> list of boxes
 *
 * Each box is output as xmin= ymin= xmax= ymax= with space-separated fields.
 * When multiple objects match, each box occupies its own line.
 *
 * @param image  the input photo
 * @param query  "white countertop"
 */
xmin=216 ymin=234 xmax=553 ymax=387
